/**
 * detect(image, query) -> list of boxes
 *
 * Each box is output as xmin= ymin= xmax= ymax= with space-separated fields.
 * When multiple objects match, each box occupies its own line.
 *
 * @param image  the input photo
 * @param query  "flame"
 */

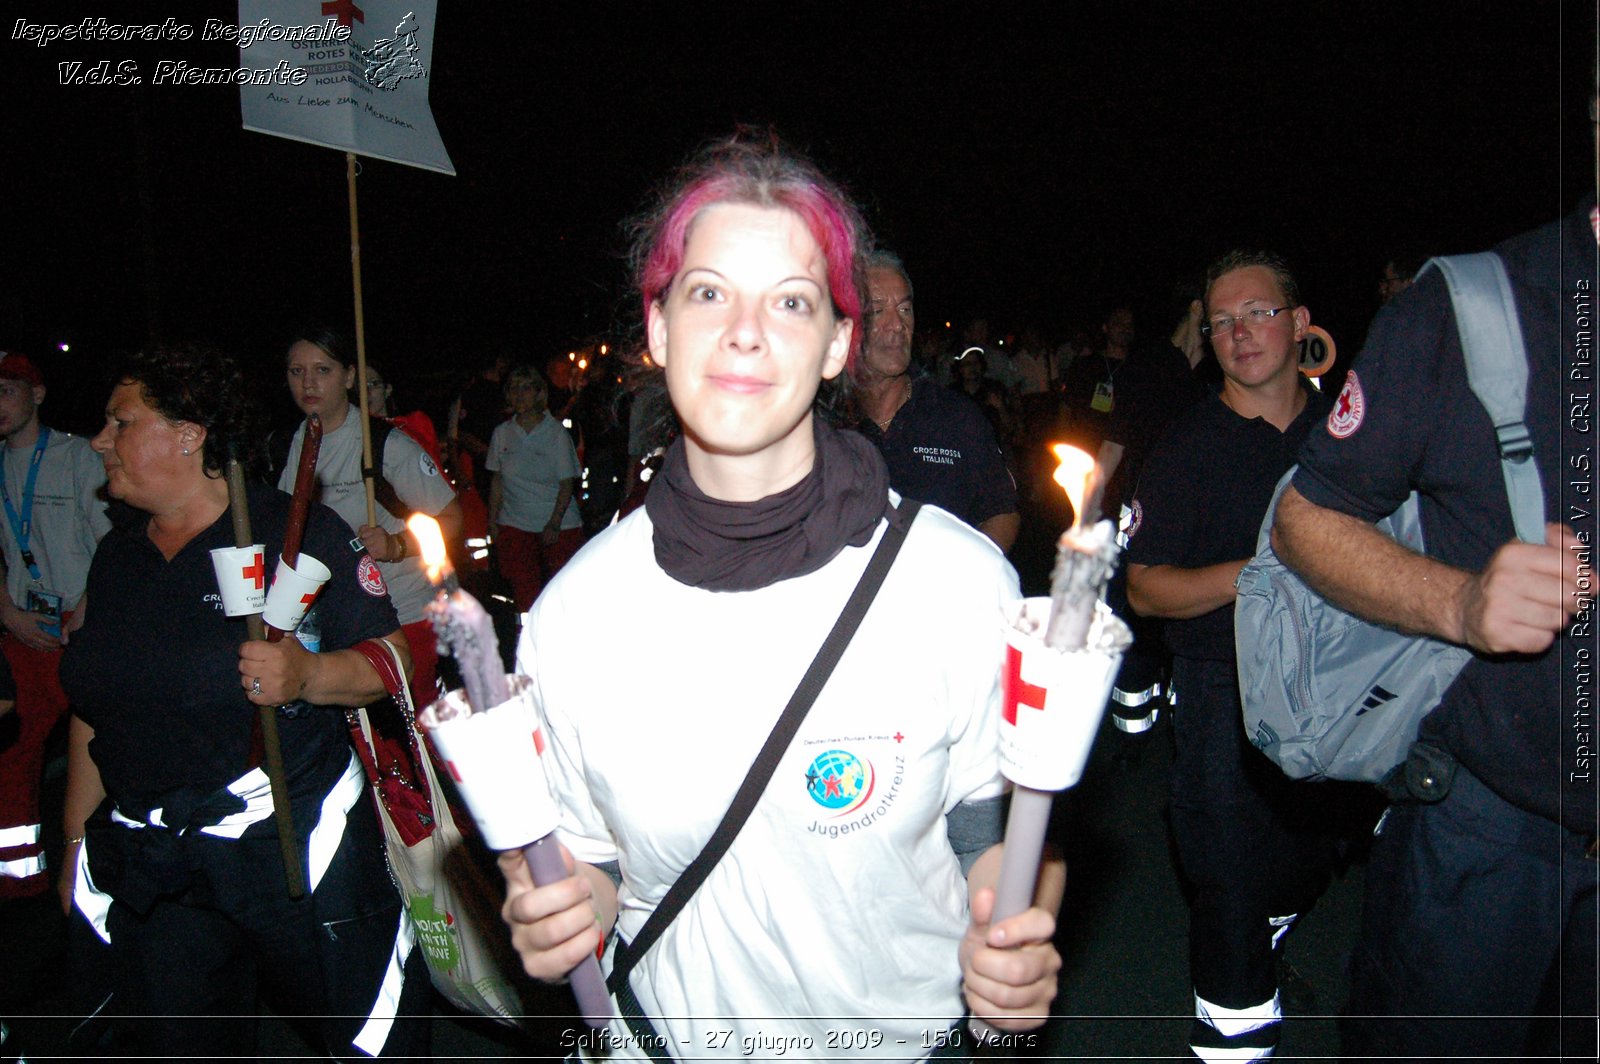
xmin=407 ymin=513 xmax=451 ymax=583
xmin=1050 ymin=443 xmax=1096 ymax=530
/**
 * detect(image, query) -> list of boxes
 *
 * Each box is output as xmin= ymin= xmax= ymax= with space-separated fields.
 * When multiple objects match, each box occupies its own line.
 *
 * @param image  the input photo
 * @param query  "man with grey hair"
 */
xmin=852 ymin=251 xmax=1019 ymax=551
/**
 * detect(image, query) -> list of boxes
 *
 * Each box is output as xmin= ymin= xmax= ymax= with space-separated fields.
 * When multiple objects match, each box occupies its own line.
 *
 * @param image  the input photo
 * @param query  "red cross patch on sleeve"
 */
xmin=358 ymin=554 xmax=387 ymax=597
xmin=1327 ymin=370 xmax=1366 ymax=439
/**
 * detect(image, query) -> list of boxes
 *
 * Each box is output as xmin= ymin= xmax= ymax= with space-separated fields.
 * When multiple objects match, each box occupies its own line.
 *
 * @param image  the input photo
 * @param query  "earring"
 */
xmin=182 ymin=448 xmax=190 ymax=455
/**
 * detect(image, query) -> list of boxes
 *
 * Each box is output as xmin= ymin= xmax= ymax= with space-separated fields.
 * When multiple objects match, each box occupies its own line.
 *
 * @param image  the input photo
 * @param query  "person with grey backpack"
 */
xmin=1272 ymin=188 xmax=1595 ymax=1057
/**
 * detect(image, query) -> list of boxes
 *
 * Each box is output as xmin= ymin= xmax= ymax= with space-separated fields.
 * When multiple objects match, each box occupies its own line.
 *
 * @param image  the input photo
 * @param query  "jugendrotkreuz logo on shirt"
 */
xmin=803 ymin=741 xmax=906 ymax=839
xmin=807 ymin=749 xmax=873 ymax=812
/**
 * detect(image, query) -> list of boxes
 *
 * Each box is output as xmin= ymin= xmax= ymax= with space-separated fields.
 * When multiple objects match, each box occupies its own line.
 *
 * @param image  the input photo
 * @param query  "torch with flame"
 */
xmin=407 ymin=514 xmax=612 ymax=1027
xmin=1044 ymin=443 xmax=1118 ymax=650
xmin=973 ymin=443 xmax=1130 ymax=1040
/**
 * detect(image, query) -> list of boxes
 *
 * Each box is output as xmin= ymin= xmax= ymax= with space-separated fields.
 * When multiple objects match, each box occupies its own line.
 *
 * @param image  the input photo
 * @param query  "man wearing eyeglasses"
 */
xmin=1267 ymin=87 xmax=1597 ymax=1062
xmin=1123 ymin=251 xmax=1336 ymax=1064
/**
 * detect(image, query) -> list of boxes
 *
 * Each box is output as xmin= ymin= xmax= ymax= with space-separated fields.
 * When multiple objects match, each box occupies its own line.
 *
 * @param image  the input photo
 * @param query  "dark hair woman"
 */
xmin=58 ymin=344 xmax=431 ymax=1058
xmin=282 ymin=328 xmax=462 ymax=701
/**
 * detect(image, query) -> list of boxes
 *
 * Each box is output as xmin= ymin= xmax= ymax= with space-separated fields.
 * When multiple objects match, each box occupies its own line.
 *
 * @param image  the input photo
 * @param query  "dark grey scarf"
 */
xmin=646 ymin=420 xmax=892 ymax=591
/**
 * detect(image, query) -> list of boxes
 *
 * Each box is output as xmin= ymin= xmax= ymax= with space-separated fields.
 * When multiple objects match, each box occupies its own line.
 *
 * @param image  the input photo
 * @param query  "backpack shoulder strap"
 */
xmin=365 ymin=420 xmax=408 ymax=520
xmin=1418 ymin=252 xmax=1545 ymax=543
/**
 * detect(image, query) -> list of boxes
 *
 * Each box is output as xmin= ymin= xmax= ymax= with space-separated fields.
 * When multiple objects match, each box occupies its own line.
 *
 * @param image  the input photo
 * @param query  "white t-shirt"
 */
xmin=519 ymin=497 xmax=1019 ymax=1060
xmin=485 ymin=415 xmax=582 ymax=533
xmin=0 ymin=428 xmax=111 ymax=611
xmin=279 ymin=405 xmax=455 ymax=623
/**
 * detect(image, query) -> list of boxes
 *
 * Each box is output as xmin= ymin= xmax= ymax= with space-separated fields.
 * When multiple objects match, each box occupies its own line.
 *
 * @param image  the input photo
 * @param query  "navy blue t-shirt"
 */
xmin=1292 ymin=203 xmax=1595 ymax=834
xmin=1126 ymin=387 xmax=1328 ymax=662
xmin=858 ymin=375 xmax=1017 ymax=529
xmin=61 ymin=484 xmax=399 ymax=824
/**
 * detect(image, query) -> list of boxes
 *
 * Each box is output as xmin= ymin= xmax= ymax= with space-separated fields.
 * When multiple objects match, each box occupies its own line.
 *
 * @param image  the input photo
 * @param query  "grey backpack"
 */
xmin=1236 ymin=252 xmax=1547 ymax=783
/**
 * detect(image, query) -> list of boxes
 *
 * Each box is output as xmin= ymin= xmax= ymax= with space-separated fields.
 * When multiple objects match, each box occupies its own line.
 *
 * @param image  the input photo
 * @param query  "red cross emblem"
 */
xmin=321 ymin=0 xmax=365 ymax=27
xmin=299 ymin=591 xmax=318 ymax=607
xmin=1327 ymin=370 xmax=1366 ymax=440
xmin=240 ymin=551 xmax=265 ymax=590
xmin=1002 ymin=644 xmax=1048 ymax=725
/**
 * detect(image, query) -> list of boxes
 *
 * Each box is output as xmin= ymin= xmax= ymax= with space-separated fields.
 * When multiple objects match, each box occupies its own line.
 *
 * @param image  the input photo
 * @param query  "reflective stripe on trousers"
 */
xmin=1191 ymin=990 xmax=1281 ymax=1062
xmin=1111 ymin=682 xmax=1163 ymax=733
xmin=1 ymin=854 xmax=43 ymax=878
xmin=0 ymin=821 xmax=45 ymax=879
xmin=0 ymin=822 xmax=41 ymax=847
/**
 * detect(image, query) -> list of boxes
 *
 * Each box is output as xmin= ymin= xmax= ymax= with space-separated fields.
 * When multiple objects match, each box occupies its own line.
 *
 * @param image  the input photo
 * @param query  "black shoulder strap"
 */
xmin=365 ymin=421 xmax=409 ymax=520
xmin=607 ymin=498 xmax=922 ymax=996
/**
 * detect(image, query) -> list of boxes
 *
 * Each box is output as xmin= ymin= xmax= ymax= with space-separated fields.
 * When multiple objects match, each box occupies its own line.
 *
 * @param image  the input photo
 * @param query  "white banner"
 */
xmin=238 ymin=0 xmax=453 ymax=175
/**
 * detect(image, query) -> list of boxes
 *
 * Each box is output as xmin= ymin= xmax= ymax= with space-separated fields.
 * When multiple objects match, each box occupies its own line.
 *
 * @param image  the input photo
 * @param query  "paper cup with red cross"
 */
xmin=262 ymin=553 xmax=332 ymax=633
xmin=999 ymin=596 xmax=1132 ymax=790
xmin=419 ymin=676 xmax=561 ymax=850
xmin=209 ymin=544 xmax=269 ymax=616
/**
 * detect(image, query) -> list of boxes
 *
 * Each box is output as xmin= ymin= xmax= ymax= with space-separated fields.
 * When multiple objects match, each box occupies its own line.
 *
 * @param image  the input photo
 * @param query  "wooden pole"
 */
xmin=225 ymin=456 xmax=305 ymax=899
xmin=347 ymin=151 xmax=377 ymax=527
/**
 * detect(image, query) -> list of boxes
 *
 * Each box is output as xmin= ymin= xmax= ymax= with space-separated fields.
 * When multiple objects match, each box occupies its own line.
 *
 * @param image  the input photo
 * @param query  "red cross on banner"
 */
xmin=1002 ymin=643 xmax=1048 ymax=725
xmin=241 ymin=552 xmax=266 ymax=590
xmin=321 ymin=0 xmax=364 ymax=27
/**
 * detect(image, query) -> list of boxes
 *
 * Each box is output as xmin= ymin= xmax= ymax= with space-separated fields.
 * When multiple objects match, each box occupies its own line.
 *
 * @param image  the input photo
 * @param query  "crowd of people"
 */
xmin=0 ymin=118 xmax=1590 ymax=1063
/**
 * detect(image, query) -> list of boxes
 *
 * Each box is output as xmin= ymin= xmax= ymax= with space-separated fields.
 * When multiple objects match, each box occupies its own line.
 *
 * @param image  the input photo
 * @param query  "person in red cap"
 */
xmin=0 ymin=350 xmax=110 ymax=903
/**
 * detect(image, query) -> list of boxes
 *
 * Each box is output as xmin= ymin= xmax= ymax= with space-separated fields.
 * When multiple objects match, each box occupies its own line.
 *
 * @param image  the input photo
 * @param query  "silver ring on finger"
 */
xmin=250 ymin=676 xmax=262 ymax=696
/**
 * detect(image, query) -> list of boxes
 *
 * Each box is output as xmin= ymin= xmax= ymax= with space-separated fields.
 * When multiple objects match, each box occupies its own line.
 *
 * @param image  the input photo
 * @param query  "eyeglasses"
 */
xmin=1200 ymin=306 xmax=1292 ymax=337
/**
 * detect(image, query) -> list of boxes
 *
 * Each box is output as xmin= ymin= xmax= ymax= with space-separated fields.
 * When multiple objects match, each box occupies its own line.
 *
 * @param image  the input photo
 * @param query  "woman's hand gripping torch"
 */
xmin=973 ymin=444 xmax=1132 ymax=1039
xmin=406 ymin=515 xmax=612 ymax=1028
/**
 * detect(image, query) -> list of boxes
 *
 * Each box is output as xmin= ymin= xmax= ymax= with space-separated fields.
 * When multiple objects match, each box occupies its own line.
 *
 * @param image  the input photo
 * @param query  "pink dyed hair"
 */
xmin=633 ymin=134 xmax=869 ymax=367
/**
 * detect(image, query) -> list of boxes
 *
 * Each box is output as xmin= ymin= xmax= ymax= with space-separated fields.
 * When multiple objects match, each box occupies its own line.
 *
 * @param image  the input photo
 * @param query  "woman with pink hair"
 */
xmin=499 ymin=134 xmax=1064 ymax=1059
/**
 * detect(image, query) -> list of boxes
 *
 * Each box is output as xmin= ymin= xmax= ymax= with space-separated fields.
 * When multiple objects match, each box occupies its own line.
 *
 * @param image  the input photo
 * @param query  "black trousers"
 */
xmin=98 ymin=793 xmax=432 ymax=1059
xmin=1345 ymin=764 xmax=1599 ymax=1061
xmin=1167 ymin=658 xmax=1335 ymax=1019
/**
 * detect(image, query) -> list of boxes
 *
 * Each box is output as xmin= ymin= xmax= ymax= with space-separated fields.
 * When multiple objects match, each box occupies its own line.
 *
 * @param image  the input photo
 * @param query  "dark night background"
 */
xmin=4 ymin=1 xmax=1596 ymax=436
